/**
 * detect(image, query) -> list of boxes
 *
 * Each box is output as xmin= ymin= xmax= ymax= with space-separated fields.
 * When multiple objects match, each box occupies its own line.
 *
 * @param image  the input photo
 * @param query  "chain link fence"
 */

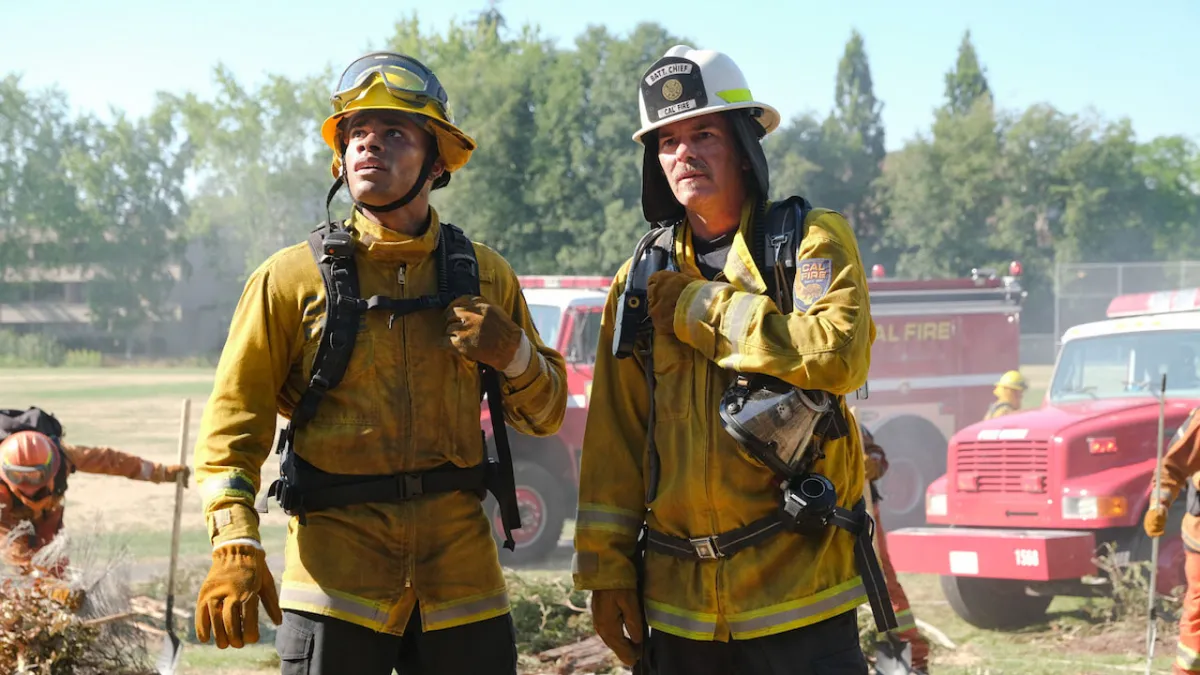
xmin=1053 ymin=261 xmax=1200 ymax=350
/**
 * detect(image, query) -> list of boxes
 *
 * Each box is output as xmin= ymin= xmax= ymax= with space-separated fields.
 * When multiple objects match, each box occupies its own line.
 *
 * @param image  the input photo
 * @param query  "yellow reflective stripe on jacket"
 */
xmin=280 ymin=583 xmax=392 ymax=631
xmin=645 ymin=599 xmax=718 ymax=640
xmin=422 ymin=589 xmax=511 ymax=632
xmin=575 ymin=503 xmax=643 ymax=536
xmin=727 ymin=577 xmax=866 ymax=639
xmin=199 ymin=468 xmax=257 ymax=507
xmin=1178 ymin=641 xmax=1200 ymax=670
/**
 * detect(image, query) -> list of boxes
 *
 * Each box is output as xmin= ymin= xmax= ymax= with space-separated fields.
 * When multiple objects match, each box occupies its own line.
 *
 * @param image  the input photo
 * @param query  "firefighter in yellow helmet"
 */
xmin=985 ymin=370 xmax=1027 ymax=420
xmin=574 ymin=45 xmax=891 ymax=674
xmin=192 ymin=52 xmax=567 ymax=674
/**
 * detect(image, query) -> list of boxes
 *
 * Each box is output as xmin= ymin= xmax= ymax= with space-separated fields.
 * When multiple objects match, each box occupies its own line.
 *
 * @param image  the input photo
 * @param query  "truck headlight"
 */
xmin=927 ymin=493 xmax=948 ymax=517
xmin=1062 ymin=496 xmax=1127 ymax=520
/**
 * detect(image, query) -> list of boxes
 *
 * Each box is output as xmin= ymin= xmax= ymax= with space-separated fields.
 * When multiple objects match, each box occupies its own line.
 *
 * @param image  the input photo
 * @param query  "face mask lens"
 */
xmin=719 ymin=378 xmax=833 ymax=477
xmin=4 ymin=465 xmax=50 ymax=486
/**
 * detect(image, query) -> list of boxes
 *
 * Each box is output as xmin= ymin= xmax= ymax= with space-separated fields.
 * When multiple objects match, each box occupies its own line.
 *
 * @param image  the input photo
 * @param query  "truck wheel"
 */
xmin=940 ymin=575 xmax=1052 ymax=630
xmin=873 ymin=418 xmax=947 ymax=530
xmin=490 ymin=460 xmax=566 ymax=566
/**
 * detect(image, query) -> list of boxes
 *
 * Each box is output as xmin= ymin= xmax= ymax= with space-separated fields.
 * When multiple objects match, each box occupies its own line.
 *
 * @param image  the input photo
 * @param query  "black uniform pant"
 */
xmin=275 ymin=606 xmax=517 ymax=675
xmin=646 ymin=609 xmax=868 ymax=675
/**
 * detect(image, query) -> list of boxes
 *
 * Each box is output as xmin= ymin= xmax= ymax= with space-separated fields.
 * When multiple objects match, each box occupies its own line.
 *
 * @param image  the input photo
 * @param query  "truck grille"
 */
xmin=953 ymin=440 xmax=1050 ymax=493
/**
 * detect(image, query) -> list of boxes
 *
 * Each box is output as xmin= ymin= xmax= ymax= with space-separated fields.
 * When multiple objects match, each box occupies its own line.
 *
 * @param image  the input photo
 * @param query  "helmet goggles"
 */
xmin=330 ymin=53 xmax=449 ymax=117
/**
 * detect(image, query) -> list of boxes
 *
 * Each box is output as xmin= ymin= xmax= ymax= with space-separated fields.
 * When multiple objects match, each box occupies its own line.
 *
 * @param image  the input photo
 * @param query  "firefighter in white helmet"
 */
xmin=574 ymin=45 xmax=884 ymax=674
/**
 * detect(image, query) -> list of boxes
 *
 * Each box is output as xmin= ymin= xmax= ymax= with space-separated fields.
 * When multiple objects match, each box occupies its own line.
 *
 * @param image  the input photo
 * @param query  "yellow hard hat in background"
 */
xmin=996 ymin=370 xmax=1028 ymax=391
xmin=321 ymin=52 xmax=476 ymax=183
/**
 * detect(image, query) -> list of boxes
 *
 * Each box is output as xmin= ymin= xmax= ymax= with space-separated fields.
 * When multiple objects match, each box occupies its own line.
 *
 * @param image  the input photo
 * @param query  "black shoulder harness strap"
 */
xmin=757 ymin=196 xmax=813 ymax=313
xmin=261 ymin=219 xmax=522 ymax=550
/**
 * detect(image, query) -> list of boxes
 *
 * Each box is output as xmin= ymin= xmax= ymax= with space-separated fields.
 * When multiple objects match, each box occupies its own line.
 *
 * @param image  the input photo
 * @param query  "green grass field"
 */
xmin=2 ymin=365 xmax=1184 ymax=674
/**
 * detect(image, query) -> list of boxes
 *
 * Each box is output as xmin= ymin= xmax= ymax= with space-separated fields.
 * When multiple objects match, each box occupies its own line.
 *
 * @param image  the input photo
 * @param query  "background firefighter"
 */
xmin=856 ymin=417 xmax=930 ymax=674
xmin=0 ymin=426 xmax=189 ymax=605
xmin=984 ymin=370 xmax=1027 ymax=420
xmin=1145 ymin=407 xmax=1200 ymax=674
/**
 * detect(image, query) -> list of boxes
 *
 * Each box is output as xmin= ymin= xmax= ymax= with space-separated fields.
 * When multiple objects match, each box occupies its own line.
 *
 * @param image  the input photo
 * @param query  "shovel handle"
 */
xmin=165 ymin=399 xmax=191 ymax=634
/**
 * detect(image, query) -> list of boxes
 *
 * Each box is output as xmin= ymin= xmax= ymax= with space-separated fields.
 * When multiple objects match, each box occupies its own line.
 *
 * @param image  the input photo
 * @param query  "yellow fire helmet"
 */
xmin=321 ymin=52 xmax=476 ymax=191
xmin=995 ymin=370 xmax=1028 ymax=392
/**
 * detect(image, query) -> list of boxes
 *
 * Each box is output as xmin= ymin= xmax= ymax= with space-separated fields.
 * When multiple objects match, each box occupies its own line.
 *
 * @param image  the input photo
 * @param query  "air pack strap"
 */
xmin=261 ymin=219 xmax=522 ymax=550
xmin=645 ymin=499 xmax=898 ymax=634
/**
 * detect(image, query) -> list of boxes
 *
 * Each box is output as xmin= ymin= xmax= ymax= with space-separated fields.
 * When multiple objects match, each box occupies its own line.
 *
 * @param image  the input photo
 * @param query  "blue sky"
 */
xmin=4 ymin=0 xmax=1197 ymax=151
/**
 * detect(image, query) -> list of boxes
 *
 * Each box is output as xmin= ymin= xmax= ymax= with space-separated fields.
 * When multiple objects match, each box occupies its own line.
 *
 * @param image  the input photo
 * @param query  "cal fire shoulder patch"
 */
xmin=793 ymin=258 xmax=833 ymax=312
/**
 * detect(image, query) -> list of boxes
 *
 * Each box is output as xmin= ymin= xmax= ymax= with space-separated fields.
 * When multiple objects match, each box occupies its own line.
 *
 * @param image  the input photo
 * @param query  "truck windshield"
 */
xmin=1050 ymin=330 xmax=1200 ymax=402
xmin=565 ymin=309 xmax=603 ymax=364
xmin=528 ymin=304 xmax=561 ymax=347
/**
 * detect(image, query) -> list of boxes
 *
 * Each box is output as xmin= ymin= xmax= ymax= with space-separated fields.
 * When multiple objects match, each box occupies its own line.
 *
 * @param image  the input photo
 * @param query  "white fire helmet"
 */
xmin=633 ymin=45 xmax=781 ymax=223
xmin=633 ymin=45 xmax=780 ymax=144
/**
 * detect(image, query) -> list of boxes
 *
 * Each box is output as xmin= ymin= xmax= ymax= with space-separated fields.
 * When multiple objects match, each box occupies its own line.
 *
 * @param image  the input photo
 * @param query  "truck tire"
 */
xmin=940 ymin=575 xmax=1052 ymax=630
xmin=490 ymin=460 xmax=567 ymax=566
xmin=873 ymin=418 xmax=947 ymax=530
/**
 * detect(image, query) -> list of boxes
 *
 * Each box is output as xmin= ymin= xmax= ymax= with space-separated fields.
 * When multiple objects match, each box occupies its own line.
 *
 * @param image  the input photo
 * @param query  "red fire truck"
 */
xmin=486 ymin=266 xmax=1027 ymax=565
xmin=482 ymin=276 xmax=609 ymax=564
xmin=887 ymin=288 xmax=1200 ymax=629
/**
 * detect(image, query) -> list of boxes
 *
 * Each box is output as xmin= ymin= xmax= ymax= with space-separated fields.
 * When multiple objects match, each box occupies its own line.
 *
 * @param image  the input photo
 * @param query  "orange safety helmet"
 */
xmin=0 ymin=430 xmax=62 ymax=507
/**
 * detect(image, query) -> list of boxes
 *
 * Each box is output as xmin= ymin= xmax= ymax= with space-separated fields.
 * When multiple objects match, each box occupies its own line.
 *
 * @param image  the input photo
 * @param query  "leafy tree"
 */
xmin=944 ymin=30 xmax=991 ymax=115
xmin=66 ymin=106 xmax=192 ymax=346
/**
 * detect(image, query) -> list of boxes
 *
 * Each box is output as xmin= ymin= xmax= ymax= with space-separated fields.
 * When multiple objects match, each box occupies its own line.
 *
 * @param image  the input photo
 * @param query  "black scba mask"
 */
xmin=719 ymin=374 xmax=837 ymax=477
xmin=719 ymin=373 xmax=850 ymax=531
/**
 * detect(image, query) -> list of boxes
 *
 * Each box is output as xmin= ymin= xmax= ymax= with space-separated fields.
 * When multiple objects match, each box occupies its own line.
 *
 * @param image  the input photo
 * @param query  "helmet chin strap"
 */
xmin=324 ymin=150 xmax=440 ymax=223
xmin=354 ymin=150 xmax=439 ymax=213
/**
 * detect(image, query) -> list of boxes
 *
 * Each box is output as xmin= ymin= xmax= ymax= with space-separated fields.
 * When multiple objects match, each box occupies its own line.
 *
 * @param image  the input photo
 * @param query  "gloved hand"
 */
xmin=152 ymin=464 xmax=191 ymax=487
xmin=444 ymin=295 xmax=528 ymax=373
xmin=1144 ymin=503 xmax=1169 ymax=538
xmin=592 ymin=589 xmax=644 ymax=667
xmin=864 ymin=451 xmax=886 ymax=482
xmin=195 ymin=543 xmax=282 ymax=649
xmin=647 ymin=270 xmax=693 ymax=336
xmin=48 ymin=584 xmax=86 ymax=612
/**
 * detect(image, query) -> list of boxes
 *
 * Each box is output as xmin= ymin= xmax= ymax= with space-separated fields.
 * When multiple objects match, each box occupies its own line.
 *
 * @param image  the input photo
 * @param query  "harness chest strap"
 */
xmin=259 ymin=220 xmax=522 ymax=549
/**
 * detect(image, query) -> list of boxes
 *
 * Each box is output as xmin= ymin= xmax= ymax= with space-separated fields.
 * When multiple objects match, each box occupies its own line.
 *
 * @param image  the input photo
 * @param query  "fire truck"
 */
xmin=482 ymin=276 xmax=609 ymax=564
xmin=887 ymin=287 xmax=1200 ymax=630
xmin=486 ymin=266 xmax=1027 ymax=565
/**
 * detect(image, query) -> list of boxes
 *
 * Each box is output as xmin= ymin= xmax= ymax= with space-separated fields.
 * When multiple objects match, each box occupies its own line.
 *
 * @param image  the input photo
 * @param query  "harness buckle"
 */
xmin=689 ymin=536 xmax=723 ymax=560
xmin=400 ymin=473 xmax=424 ymax=499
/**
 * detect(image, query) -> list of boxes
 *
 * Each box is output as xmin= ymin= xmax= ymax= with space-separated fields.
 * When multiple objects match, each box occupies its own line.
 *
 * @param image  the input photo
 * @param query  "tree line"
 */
xmin=2 ymin=13 xmax=1198 ymax=351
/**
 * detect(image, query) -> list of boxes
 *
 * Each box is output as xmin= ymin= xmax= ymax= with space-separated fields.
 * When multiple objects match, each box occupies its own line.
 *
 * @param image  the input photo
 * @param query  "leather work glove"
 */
xmin=647 ymin=270 xmax=693 ymax=336
xmin=1144 ymin=503 xmax=1169 ymax=538
xmin=592 ymin=589 xmax=644 ymax=667
xmin=48 ymin=584 xmax=86 ymax=612
xmin=195 ymin=543 xmax=283 ymax=649
xmin=152 ymin=463 xmax=191 ymax=487
xmin=444 ymin=295 xmax=528 ymax=373
xmin=864 ymin=451 xmax=886 ymax=482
